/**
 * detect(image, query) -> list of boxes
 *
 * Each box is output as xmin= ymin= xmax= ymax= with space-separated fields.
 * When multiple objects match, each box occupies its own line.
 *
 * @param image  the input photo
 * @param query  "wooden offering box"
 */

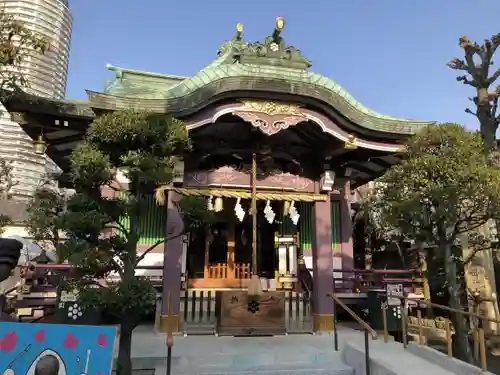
xmin=216 ymin=290 xmax=286 ymax=336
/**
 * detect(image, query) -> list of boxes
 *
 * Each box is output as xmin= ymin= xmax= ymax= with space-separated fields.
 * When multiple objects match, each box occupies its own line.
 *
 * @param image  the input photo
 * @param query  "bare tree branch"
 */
xmin=133 ymin=231 xmax=185 ymax=267
xmin=447 ymin=58 xmax=469 ymax=71
xmin=461 ymin=37 xmax=482 ymax=79
xmin=462 ymin=246 xmax=492 ymax=265
xmin=489 ymin=33 xmax=500 ymax=58
xmin=449 ymin=34 xmax=500 ymax=149
xmin=465 ymin=108 xmax=478 ymax=117
xmin=457 ymin=75 xmax=478 ymax=87
xmin=488 ymin=68 xmax=500 ymax=86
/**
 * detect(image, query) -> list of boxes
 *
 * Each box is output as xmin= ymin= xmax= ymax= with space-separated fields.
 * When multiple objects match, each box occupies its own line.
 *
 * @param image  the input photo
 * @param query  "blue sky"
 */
xmin=67 ymin=0 xmax=499 ymax=129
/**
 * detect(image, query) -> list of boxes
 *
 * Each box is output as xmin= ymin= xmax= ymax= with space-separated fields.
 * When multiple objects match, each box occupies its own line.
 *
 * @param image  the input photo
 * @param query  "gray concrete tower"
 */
xmin=0 ymin=0 xmax=72 ymax=199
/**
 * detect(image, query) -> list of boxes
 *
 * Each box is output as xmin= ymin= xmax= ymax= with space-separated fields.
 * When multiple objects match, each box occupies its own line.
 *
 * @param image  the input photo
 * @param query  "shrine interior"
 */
xmin=185 ymin=114 xmax=338 ymax=282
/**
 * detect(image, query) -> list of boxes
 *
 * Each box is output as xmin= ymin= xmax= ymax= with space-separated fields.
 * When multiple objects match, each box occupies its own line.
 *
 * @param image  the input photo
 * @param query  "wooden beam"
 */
xmin=47 ymin=133 xmax=85 ymax=146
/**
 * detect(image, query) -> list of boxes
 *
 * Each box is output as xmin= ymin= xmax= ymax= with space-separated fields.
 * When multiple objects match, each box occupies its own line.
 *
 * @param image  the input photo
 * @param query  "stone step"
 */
xmin=170 ymin=366 xmax=353 ymax=375
xmin=127 ymin=356 xmax=354 ymax=375
xmin=127 ymin=354 xmax=353 ymax=375
xmin=125 ymin=327 xmax=354 ymax=375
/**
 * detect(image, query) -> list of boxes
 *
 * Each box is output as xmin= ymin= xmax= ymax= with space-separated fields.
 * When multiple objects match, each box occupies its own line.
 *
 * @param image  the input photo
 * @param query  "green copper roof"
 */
xmin=104 ymin=64 xmax=187 ymax=98
xmin=6 ymin=18 xmax=434 ymax=136
xmin=92 ymin=20 xmax=433 ymax=135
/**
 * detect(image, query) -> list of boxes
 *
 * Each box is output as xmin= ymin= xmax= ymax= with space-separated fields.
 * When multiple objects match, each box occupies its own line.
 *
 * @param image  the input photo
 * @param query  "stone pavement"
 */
xmin=121 ymin=325 xmax=470 ymax=375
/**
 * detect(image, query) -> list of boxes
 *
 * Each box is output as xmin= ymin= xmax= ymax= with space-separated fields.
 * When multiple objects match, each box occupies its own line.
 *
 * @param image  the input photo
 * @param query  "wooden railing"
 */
xmin=205 ymin=263 xmax=252 ymax=279
xmin=385 ymin=294 xmax=500 ymax=372
xmin=327 ymin=291 xmax=500 ymax=374
xmin=327 ymin=292 xmax=377 ymax=375
xmin=331 ymin=268 xmax=425 ymax=295
xmin=25 ymin=264 xmax=424 ymax=291
xmin=329 ymin=292 xmax=377 ymax=338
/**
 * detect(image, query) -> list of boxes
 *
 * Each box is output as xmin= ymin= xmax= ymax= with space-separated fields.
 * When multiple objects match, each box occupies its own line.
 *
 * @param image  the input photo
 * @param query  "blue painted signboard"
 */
xmin=0 ymin=322 xmax=117 ymax=375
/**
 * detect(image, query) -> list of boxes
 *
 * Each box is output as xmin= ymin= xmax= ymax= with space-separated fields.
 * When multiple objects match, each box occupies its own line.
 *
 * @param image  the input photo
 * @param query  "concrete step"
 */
xmin=124 ymin=329 xmax=354 ymax=375
xmin=171 ymin=366 xmax=353 ymax=375
xmin=129 ymin=353 xmax=353 ymax=375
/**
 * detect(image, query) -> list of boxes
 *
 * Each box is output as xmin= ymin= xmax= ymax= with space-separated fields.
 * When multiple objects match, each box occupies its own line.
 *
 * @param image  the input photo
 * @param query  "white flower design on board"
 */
xmin=67 ymin=303 xmax=83 ymax=320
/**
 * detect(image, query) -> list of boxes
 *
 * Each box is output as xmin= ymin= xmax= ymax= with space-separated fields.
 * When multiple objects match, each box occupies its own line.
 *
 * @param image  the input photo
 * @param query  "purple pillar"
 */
xmin=312 ymin=194 xmax=334 ymax=332
xmin=159 ymin=191 xmax=183 ymax=333
xmin=340 ymin=181 xmax=354 ymax=271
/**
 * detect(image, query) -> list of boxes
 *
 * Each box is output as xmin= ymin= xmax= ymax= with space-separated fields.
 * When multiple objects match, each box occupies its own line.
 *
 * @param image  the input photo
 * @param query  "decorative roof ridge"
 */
xmin=215 ymin=18 xmax=312 ymax=71
xmin=86 ymin=89 xmax=166 ymax=102
xmin=105 ymin=63 xmax=187 ymax=81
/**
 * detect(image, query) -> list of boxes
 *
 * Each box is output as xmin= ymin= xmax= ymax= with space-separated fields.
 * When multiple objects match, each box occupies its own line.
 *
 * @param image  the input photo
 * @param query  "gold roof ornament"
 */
xmin=240 ymin=100 xmax=302 ymax=116
xmin=276 ymin=16 xmax=285 ymax=31
xmin=235 ymin=23 xmax=243 ymax=41
xmin=344 ymin=134 xmax=358 ymax=150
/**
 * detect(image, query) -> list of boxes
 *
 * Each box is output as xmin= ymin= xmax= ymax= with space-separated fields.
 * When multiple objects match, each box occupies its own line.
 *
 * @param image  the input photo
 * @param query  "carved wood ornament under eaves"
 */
xmin=232 ymin=100 xmax=307 ymax=136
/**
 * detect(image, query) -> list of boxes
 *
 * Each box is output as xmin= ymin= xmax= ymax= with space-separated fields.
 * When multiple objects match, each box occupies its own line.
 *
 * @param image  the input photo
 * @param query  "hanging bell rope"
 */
xmin=248 ymin=152 xmax=263 ymax=298
xmin=155 ymin=186 xmax=327 ymax=206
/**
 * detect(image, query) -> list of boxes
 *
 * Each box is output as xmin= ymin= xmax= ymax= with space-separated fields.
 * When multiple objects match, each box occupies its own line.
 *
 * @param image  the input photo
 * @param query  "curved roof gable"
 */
xmin=89 ymin=18 xmax=434 ymax=135
xmin=104 ymin=64 xmax=187 ymax=98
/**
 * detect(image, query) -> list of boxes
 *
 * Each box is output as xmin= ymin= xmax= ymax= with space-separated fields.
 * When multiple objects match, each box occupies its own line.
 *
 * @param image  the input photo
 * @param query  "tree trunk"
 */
xmin=116 ymin=323 xmax=134 ymax=375
xmin=443 ymin=241 xmax=473 ymax=363
xmin=477 ymin=87 xmax=497 ymax=151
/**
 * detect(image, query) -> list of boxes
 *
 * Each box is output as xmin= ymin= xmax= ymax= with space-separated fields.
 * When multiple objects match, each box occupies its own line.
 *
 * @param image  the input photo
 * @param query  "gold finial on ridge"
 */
xmin=276 ymin=16 xmax=285 ymax=31
xmin=235 ymin=23 xmax=243 ymax=41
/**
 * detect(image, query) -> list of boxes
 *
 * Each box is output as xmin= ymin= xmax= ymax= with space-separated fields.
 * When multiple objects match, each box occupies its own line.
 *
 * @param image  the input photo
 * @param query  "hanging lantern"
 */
xmin=207 ymin=196 xmax=214 ymax=211
xmin=172 ymin=159 xmax=184 ymax=184
xmin=320 ymin=170 xmax=335 ymax=192
xmin=214 ymin=197 xmax=224 ymax=212
xmin=33 ymin=135 xmax=47 ymax=155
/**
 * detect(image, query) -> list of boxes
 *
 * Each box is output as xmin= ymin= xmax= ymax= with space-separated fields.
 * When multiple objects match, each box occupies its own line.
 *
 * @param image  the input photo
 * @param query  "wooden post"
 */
xmin=479 ymin=328 xmax=487 ymax=371
xmin=445 ymin=320 xmax=453 ymax=357
xmin=203 ymin=232 xmax=210 ymax=279
xmin=382 ymin=304 xmax=389 ymax=343
xmin=474 ymin=329 xmax=480 ymax=363
xmin=417 ymin=310 xmax=424 ymax=345
xmin=251 ymin=153 xmax=257 ymax=276
xmin=475 ymin=303 xmax=481 ymax=362
xmin=227 ymin=222 xmax=236 ymax=280
xmin=166 ymin=292 xmax=174 ymax=375
xmin=401 ymin=299 xmax=408 ymax=348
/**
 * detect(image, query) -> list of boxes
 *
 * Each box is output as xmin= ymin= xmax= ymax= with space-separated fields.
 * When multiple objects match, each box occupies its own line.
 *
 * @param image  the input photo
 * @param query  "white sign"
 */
xmin=60 ymin=290 xmax=78 ymax=302
xmin=386 ymin=283 xmax=403 ymax=306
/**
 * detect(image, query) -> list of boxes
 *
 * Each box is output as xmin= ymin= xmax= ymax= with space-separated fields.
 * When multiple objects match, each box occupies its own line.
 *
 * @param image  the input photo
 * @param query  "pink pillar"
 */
xmin=312 ymin=194 xmax=334 ymax=332
xmin=159 ymin=191 xmax=183 ymax=333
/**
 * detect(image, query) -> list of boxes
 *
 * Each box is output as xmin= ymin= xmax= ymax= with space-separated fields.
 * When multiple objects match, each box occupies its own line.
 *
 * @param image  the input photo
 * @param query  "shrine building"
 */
xmin=4 ymin=18 xmax=433 ymax=333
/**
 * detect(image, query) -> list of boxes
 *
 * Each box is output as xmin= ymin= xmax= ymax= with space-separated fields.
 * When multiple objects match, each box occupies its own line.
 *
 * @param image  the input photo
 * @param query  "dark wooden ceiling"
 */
xmin=11 ymin=112 xmax=401 ymax=188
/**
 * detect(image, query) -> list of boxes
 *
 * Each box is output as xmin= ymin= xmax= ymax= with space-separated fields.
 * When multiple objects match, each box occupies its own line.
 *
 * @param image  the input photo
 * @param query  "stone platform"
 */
xmin=121 ymin=325 xmax=469 ymax=375
xmin=124 ymin=326 xmax=352 ymax=375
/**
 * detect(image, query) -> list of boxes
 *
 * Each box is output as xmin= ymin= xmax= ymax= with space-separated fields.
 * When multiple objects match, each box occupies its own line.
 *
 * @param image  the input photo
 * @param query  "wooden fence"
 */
xmin=179 ymin=289 xmax=313 ymax=335
xmin=205 ymin=263 xmax=252 ymax=279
